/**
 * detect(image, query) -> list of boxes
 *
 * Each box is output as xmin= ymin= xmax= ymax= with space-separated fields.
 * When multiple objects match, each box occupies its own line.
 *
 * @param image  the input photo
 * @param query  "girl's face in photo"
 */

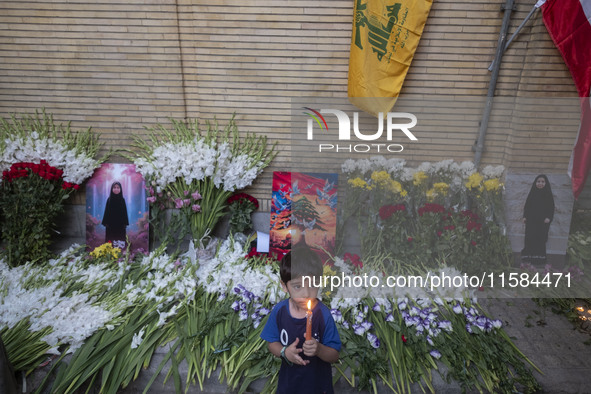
xmin=535 ymin=177 xmax=546 ymax=189
xmin=112 ymin=184 xmax=121 ymax=194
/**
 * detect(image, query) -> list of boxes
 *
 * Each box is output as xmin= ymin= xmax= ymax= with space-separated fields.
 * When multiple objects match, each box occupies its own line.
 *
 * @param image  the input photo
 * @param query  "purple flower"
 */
xmin=238 ymin=309 xmax=248 ymax=321
xmin=361 ymin=321 xmax=373 ymax=331
xmin=438 ymin=320 xmax=452 ymax=332
xmin=466 ymin=323 xmax=473 ymax=334
xmin=367 ymin=332 xmax=380 ymax=349
xmin=330 ymin=309 xmax=342 ymax=323
xmin=341 ymin=320 xmax=350 ymax=329
xmin=452 ymin=303 xmax=462 ymax=314
xmin=405 ymin=316 xmax=420 ymax=327
xmin=183 ymin=199 xmax=191 ymax=206
xmin=183 ymin=190 xmax=189 ymax=196
xmin=409 ymin=306 xmax=420 ymax=316
xmin=372 ymin=303 xmax=381 ymax=312
xmin=429 ymin=327 xmax=442 ymax=337
xmin=253 ymin=318 xmax=262 ymax=329
xmin=217 ymin=293 xmax=226 ymax=301
xmin=355 ymin=311 xmax=365 ymax=324
xmin=429 ymin=350 xmax=442 ymax=359
xmin=192 ymin=191 xmax=202 ymax=200
xmin=427 ymin=335 xmax=434 ymax=346
xmin=353 ymin=324 xmax=365 ymax=336
xmin=174 ymin=198 xmax=184 ymax=209
xmin=231 ymin=301 xmax=240 ymax=312
xmin=259 ymin=307 xmax=271 ymax=316
xmin=492 ymin=319 xmax=502 ymax=329
xmin=192 ymin=204 xmax=201 ymax=212
xmin=147 ymin=196 xmax=157 ymax=204
xmin=398 ymin=299 xmax=408 ymax=310
xmin=233 ymin=286 xmax=242 ymax=294
xmin=385 ymin=313 xmax=394 ymax=322
xmin=419 ymin=308 xmax=431 ymax=319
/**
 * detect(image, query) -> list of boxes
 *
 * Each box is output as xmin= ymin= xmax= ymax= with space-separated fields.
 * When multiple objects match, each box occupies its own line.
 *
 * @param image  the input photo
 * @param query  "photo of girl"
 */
xmin=102 ymin=181 xmax=129 ymax=247
xmin=86 ymin=163 xmax=149 ymax=253
xmin=521 ymin=174 xmax=555 ymax=265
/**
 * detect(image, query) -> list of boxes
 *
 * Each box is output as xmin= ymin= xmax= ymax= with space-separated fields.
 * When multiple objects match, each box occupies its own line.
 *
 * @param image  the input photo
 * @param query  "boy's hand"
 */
xmin=302 ymin=338 xmax=318 ymax=357
xmin=286 ymin=337 xmax=309 ymax=366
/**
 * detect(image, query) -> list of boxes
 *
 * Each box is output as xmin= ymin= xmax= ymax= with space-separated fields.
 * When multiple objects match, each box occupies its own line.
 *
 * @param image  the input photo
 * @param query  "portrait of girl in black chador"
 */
xmin=521 ymin=174 xmax=555 ymax=265
xmin=102 ymin=181 xmax=129 ymax=246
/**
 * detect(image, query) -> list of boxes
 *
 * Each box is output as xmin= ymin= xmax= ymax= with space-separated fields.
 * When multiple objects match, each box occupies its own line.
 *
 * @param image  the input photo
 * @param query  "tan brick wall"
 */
xmin=0 ymin=0 xmax=581 ymax=207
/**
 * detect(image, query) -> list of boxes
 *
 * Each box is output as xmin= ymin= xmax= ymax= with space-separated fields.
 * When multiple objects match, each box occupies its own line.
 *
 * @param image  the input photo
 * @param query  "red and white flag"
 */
xmin=537 ymin=0 xmax=591 ymax=198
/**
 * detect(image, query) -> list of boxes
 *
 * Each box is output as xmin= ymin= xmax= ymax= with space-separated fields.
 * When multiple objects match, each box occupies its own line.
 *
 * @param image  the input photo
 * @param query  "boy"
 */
xmin=261 ymin=245 xmax=341 ymax=394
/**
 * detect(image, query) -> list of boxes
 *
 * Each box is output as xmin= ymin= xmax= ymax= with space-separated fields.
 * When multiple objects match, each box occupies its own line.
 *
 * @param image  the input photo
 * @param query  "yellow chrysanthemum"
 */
xmin=323 ymin=264 xmax=337 ymax=277
xmin=348 ymin=177 xmax=368 ymax=189
xmin=400 ymin=190 xmax=408 ymax=198
xmin=465 ymin=172 xmax=483 ymax=189
xmin=483 ymin=178 xmax=502 ymax=191
xmin=433 ymin=182 xmax=449 ymax=196
xmin=371 ymin=171 xmax=392 ymax=184
xmin=413 ymin=171 xmax=428 ymax=186
xmin=426 ymin=188 xmax=436 ymax=201
xmin=387 ymin=179 xmax=404 ymax=194
xmin=90 ymin=242 xmax=121 ymax=259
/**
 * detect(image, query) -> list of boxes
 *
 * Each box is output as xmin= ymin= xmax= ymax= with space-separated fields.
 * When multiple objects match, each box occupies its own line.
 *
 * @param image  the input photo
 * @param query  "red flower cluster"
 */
xmin=378 ymin=204 xmax=406 ymax=220
xmin=466 ymin=220 xmax=482 ymax=232
xmin=462 ymin=210 xmax=482 ymax=232
xmin=344 ymin=252 xmax=363 ymax=269
xmin=227 ymin=192 xmax=259 ymax=209
xmin=417 ymin=203 xmax=446 ymax=216
xmin=245 ymin=247 xmax=275 ymax=264
xmin=2 ymin=161 xmax=79 ymax=190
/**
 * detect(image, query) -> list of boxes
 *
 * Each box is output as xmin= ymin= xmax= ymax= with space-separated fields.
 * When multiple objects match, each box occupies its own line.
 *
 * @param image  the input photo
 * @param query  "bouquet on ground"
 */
xmin=0 ymin=110 xmax=103 ymax=266
xmin=227 ymin=192 xmax=259 ymax=234
xmin=132 ymin=114 xmax=275 ymax=245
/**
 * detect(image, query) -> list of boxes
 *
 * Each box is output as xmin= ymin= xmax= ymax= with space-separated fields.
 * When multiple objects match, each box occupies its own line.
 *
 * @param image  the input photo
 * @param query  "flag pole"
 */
xmin=488 ymin=3 xmax=539 ymax=71
xmin=474 ymin=0 xmax=515 ymax=167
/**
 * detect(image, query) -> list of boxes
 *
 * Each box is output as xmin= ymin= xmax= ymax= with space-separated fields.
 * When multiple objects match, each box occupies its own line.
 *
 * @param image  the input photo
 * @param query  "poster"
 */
xmin=269 ymin=171 xmax=338 ymax=262
xmin=85 ymin=163 xmax=149 ymax=253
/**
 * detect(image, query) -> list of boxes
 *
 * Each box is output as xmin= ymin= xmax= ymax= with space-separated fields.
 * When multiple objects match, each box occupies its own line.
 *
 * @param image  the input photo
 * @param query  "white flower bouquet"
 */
xmin=0 ymin=110 xmax=104 ymax=266
xmin=132 ymin=115 xmax=276 ymax=244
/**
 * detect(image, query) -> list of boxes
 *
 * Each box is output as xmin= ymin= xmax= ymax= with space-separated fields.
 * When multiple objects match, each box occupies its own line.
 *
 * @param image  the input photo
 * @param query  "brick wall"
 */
xmin=0 ymin=0 xmax=581 ymax=209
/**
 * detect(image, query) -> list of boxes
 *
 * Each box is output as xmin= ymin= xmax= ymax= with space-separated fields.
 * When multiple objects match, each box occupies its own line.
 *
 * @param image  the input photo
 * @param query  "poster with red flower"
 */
xmin=85 ymin=163 xmax=149 ymax=253
xmin=269 ymin=171 xmax=338 ymax=262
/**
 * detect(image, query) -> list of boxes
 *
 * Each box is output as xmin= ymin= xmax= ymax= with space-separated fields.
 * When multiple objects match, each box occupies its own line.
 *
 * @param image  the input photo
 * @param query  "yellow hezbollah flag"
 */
xmin=348 ymin=0 xmax=433 ymax=116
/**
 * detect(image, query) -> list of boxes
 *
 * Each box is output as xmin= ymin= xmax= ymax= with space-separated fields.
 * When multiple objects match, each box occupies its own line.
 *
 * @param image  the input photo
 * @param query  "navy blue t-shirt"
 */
xmin=260 ymin=299 xmax=341 ymax=394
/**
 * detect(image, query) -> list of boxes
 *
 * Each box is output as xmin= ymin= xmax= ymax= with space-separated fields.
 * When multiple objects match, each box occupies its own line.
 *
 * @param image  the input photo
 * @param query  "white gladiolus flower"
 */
xmin=131 ymin=328 xmax=145 ymax=349
xmin=0 ymin=135 xmax=99 ymax=184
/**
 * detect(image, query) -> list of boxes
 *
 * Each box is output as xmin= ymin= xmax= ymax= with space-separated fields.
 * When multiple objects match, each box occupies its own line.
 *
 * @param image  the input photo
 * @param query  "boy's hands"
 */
xmin=285 ymin=337 xmax=309 ymax=366
xmin=302 ymin=338 xmax=318 ymax=357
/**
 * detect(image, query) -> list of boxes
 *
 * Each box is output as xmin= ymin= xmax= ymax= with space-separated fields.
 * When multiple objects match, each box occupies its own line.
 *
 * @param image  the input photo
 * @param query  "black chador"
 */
xmin=102 ymin=181 xmax=129 ymax=244
xmin=521 ymin=174 xmax=555 ymax=265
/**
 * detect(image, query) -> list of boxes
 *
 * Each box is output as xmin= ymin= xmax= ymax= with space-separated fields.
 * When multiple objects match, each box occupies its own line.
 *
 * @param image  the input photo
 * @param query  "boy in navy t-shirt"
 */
xmin=261 ymin=245 xmax=341 ymax=394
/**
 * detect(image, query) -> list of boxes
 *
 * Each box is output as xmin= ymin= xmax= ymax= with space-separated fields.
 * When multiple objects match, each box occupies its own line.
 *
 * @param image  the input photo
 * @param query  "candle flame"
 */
xmin=307 ymin=300 xmax=311 ymax=310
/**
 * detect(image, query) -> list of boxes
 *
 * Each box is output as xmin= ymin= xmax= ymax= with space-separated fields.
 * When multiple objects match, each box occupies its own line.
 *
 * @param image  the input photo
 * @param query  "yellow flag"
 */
xmin=348 ymin=0 xmax=433 ymax=116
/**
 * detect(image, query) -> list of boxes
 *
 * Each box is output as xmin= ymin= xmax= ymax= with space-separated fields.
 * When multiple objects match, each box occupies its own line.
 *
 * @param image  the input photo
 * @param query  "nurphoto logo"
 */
xmin=303 ymin=107 xmax=418 ymax=153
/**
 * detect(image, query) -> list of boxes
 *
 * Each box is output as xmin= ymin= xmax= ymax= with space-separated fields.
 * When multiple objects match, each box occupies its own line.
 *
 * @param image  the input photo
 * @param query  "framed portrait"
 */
xmin=85 ymin=163 xmax=149 ymax=253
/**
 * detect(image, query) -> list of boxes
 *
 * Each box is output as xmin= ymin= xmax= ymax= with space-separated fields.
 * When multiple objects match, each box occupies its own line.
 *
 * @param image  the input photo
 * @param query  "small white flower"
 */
xmin=131 ymin=328 xmax=145 ymax=349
